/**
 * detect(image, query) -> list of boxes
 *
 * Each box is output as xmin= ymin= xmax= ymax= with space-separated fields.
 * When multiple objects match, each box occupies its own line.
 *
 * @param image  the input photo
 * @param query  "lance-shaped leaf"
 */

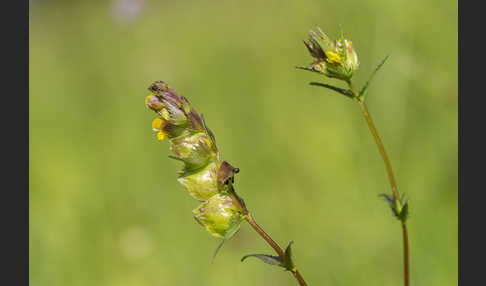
xmin=309 ymin=82 xmax=354 ymax=99
xmin=359 ymin=54 xmax=389 ymax=100
xmin=241 ymin=254 xmax=284 ymax=267
xmin=398 ymin=193 xmax=410 ymax=222
xmin=398 ymin=200 xmax=409 ymax=222
xmin=379 ymin=192 xmax=410 ymax=222
xmin=379 ymin=193 xmax=399 ymax=217
xmin=295 ymin=65 xmax=321 ymax=74
xmin=283 ymin=241 xmax=297 ymax=272
xmin=241 ymin=241 xmax=298 ymax=272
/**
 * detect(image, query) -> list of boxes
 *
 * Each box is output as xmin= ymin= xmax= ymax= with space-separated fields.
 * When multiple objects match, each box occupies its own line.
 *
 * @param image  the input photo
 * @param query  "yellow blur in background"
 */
xmin=29 ymin=0 xmax=457 ymax=285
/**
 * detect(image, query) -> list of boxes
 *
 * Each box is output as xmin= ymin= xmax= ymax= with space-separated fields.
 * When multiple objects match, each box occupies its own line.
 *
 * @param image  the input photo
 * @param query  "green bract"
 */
xmin=178 ymin=161 xmax=220 ymax=201
xmin=193 ymin=194 xmax=244 ymax=238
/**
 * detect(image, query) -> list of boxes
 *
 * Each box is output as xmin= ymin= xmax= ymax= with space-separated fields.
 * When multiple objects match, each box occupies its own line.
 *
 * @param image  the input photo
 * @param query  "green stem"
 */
xmin=228 ymin=189 xmax=308 ymax=286
xmin=348 ymin=80 xmax=410 ymax=286
xmin=246 ymin=213 xmax=308 ymax=286
xmin=402 ymin=222 xmax=410 ymax=286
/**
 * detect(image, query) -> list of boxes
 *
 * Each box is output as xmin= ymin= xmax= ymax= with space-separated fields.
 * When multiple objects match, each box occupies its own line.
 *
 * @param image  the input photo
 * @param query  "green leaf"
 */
xmin=398 ymin=193 xmax=410 ymax=222
xmin=284 ymin=241 xmax=296 ymax=272
xmin=358 ymin=54 xmax=389 ymax=100
xmin=309 ymin=82 xmax=354 ymax=99
xmin=168 ymin=155 xmax=185 ymax=162
xmin=398 ymin=201 xmax=409 ymax=222
xmin=295 ymin=65 xmax=320 ymax=74
xmin=211 ymin=240 xmax=226 ymax=264
xmin=379 ymin=193 xmax=399 ymax=218
xmin=400 ymin=192 xmax=409 ymax=205
xmin=379 ymin=193 xmax=410 ymax=222
xmin=337 ymin=25 xmax=345 ymax=46
xmin=378 ymin=193 xmax=394 ymax=207
xmin=240 ymin=241 xmax=298 ymax=272
xmin=241 ymin=254 xmax=284 ymax=267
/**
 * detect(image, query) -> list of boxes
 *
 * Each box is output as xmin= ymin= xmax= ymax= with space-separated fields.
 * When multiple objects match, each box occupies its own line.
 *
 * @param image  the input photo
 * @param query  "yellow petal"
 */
xmin=145 ymin=93 xmax=155 ymax=105
xmin=157 ymin=131 xmax=167 ymax=141
xmin=325 ymin=51 xmax=342 ymax=65
xmin=152 ymin=117 xmax=163 ymax=131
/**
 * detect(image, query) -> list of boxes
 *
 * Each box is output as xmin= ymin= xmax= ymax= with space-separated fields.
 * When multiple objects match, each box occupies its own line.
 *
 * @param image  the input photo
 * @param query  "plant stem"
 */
xmin=228 ymin=188 xmax=308 ymax=286
xmin=402 ymin=222 xmax=410 ymax=286
xmin=347 ymin=80 xmax=410 ymax=286
xmin=246 ymin=213 xmax=308 ymax=286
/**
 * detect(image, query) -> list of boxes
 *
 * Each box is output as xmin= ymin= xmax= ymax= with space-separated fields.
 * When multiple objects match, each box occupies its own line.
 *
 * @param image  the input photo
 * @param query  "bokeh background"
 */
xmin=29 ymin=0 xmax=457 ymax=285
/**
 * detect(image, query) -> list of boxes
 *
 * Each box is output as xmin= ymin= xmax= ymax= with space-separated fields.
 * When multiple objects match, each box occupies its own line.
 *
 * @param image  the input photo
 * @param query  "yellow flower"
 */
xmin=152 ymin=117 xmax=164 ymax=131
xmin=152 ymin=117 xmax=168 ymax=140
xmin=325 ymin=51 xmax=342 ymax=65
xmin=157 ymin=131 xmax=167 ymax=141
xmin=145 ymin=94 xmax=154 ymax=105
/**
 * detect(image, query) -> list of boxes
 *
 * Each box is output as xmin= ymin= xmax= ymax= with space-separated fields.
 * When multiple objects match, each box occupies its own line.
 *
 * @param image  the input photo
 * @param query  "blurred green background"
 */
xmin=29 ymin=0 xmax=457 ymax=285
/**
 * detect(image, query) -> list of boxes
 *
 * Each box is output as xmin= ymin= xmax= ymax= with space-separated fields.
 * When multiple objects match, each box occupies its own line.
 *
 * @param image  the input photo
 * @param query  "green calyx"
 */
xmin=170 ymin=131 xmax=217 ymax=173
xmin=178 ymin=161 xmax=220 ymax=201
xmin=193 ymin=194 xmax=244 ymax=238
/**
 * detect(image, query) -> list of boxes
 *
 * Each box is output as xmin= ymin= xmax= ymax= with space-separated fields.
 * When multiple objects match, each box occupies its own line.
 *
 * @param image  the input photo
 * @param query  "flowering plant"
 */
xmin=144 ymin=80 xmax=307 ymax=285
xmin=142 ymin=27 xmax=411 ymax=286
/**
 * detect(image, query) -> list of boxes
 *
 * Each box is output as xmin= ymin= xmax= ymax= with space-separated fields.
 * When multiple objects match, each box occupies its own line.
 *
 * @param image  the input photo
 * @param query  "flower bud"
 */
xmin=145 ymin=93 xmax=189 ymax=139
xmin=163 ymin=100 xmax=188 ymax=126
xmin=344 ymin=39 xmax=359 ymax=72
xmin=149 ymin=80 xmax=169 ymax=93
xmin=145 ymin=94 xmax=165 ymax=111
xmin=193 ymin=194 xmax=244 ymax=238
xmin=301 ymin=27 xmax=359 ymax=81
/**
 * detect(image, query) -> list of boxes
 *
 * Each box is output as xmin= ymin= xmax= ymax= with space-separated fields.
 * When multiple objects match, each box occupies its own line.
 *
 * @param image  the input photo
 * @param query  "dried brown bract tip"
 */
xmin=148 ymin=80 xmax=169 ymax=93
